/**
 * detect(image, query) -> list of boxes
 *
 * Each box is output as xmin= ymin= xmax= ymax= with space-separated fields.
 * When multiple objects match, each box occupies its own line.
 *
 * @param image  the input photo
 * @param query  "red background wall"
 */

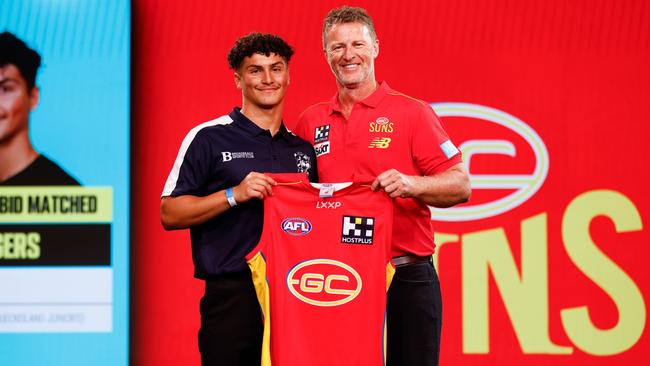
xmin=133 ymin=0 xmax=650 ymax=364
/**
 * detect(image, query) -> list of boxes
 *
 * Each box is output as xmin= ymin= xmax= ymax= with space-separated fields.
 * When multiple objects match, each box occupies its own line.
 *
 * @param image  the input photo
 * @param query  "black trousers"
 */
xmin=387 ymin=260 xmax=442 ymax=366
xmin=198 ymin=268 xmax=263 ymax=366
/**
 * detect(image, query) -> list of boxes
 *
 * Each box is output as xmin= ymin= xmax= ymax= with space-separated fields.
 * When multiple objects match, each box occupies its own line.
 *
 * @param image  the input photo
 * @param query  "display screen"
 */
xmin=0 ymin=1 xmax=130 ymax=365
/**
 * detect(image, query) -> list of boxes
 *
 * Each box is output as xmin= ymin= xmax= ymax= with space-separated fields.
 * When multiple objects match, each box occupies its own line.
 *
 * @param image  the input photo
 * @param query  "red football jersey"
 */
xmin=295 ymin=82 xmax=463 ymax=257
xmin=246 ymin=173 xmax=394 ymax=366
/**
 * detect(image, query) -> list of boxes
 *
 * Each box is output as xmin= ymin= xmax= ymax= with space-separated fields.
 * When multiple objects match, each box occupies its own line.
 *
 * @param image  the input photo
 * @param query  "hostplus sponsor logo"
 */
xmin=341 ymin=216 xmax=374 ymax=244
xmin=314 ymin=125 xmax=330 ymax=143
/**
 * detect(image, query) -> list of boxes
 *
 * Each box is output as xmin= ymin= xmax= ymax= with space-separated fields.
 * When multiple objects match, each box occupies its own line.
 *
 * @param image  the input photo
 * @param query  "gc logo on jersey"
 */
xmin=286 ymin=259 xmax=362 ymax=307
xmin=341 ymin=216 xmax=374 ymax=244
xmin=281 ymin=218 xmax=312 ymax=236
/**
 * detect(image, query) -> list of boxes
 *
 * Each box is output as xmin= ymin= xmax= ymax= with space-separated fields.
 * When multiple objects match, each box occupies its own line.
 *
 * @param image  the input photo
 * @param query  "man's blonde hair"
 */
xmin=322 ymin=6 xmax=377 ymax=48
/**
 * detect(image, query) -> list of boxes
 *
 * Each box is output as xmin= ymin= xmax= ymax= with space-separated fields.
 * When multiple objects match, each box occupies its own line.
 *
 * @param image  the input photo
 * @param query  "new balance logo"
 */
xmin=368 ymin=137 xmax=391 ymax=149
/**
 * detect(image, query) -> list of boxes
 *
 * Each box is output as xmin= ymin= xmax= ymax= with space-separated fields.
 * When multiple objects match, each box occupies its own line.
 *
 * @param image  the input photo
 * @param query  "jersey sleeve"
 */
xmin=161 ymin=128 xmax=213 ymax=197
xmin=411 ymin=103 xmax=463 ymax=176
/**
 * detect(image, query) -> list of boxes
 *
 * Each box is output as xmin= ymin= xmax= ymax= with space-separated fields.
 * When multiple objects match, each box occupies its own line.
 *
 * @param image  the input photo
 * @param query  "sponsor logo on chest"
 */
xmin=313 ymin=124 xmax=331 ymax=157
xmin=368 ymin=137 xmax=392 ymax=149
xmin=368 ymin=116 xmax=394 ymax=133
xmin=314 ymin=124 xmax=330 ymax=143
xmin=314 ymin=141 xmax=330 ymax=157
xmin=316 ymin=201 xmax=341 ymax=209
xmin=221 ymin=151 xmax=254 ymax=162
xmin=341 ymin=216 xmax=375 ymax=244
xmin=281 ymin=218 xmax=312 ymax=236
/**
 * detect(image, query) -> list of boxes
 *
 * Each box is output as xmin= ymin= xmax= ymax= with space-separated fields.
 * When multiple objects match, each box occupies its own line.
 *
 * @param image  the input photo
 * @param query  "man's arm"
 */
xmin=160 ymin=172 xmax=276 ymax=230
xmin=370 ymin=163 xmax=470 ymax=207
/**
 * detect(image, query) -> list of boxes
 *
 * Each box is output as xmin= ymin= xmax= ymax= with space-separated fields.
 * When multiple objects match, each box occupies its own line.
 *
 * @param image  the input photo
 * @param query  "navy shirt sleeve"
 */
xmin=162 ymin=128 xmax=214 ymax=197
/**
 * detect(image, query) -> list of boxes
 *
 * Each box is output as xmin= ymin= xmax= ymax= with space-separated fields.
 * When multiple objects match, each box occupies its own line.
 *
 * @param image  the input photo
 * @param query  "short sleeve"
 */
xmin=161 ymin=129 xmax=213 ymax=197
xmin=411 ymin=104 xmax=462 ymax=176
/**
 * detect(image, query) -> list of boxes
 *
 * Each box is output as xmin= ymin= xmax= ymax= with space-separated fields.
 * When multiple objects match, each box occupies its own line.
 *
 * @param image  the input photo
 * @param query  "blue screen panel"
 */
xmin=0 ymin=1 xmax=130 ymax=365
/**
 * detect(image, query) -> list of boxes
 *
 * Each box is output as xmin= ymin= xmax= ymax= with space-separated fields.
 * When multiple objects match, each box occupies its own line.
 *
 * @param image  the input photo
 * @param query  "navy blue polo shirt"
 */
xmin=162 ymin=108 xmax=318 ymax=279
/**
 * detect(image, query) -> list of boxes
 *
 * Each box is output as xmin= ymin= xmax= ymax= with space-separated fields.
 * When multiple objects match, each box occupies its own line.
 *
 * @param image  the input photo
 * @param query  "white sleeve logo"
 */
xmin=440 ymin=140 xmax=460 ymax=159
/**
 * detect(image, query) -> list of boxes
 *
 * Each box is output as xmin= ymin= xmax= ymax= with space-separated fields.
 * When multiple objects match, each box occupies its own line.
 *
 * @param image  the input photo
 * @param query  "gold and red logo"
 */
xmin=368 ymin=137 xmax=392 ymax=149
xmin=286 ymin=259 xmax=362 ymax=307
xmin=369 ymin=116 xmax=394 ymax=133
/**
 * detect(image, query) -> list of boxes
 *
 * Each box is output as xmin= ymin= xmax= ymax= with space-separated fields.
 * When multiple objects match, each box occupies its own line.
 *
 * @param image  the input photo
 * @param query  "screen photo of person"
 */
xmin=0 ymin=31 xmax=79 ymax=186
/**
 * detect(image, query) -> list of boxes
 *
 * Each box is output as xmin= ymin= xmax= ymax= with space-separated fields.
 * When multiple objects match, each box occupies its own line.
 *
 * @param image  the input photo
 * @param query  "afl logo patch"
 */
xmin=286 ymin=259 xmax=362 ymax=307
xmin=281 ymin=218 xmax=312 ymax=236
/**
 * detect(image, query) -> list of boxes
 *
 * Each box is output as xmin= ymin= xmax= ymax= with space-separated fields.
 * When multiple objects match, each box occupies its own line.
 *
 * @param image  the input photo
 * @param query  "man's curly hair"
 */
xmin=0 ymin=31 xmax=41 ymax=91
xmin=227 ymin=32 xmax=294 ymax=70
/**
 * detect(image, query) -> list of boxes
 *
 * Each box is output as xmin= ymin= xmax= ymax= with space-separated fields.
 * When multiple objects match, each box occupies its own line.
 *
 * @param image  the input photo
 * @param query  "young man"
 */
xmin=160 ymin=33 xmax=317 ymax=366
xmin=294 ymin=7 xmax=471 ymax=366
xmin=0 ymin=31 xmax=78 ymax=185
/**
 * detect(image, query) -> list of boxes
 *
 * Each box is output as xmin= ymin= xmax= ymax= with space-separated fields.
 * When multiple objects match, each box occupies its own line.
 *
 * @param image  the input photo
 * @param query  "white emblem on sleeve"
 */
xmin=439 ymin=140 xmax=459 ymax=159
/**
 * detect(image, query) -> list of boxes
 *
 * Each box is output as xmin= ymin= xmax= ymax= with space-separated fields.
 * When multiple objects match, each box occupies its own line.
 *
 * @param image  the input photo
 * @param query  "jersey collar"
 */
xmin=329 ymin=81 xmax=391 ymax=115
xmin=230 ymin=107 xmax=292 ymax=140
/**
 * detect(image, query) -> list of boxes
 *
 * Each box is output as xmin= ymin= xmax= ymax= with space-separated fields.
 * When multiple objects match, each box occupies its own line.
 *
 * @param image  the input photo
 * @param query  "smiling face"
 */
xmin=0 ymin=64 xmax=38 ymax=145
xmin=324 ymin=22 xmax=379 ymax=89
xmin=234 ymin=52 xmax=290 ymax=110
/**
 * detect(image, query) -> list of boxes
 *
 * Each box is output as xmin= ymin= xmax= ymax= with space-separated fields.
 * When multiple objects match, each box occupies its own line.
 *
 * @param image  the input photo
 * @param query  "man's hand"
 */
xmin=370 ymin=164 xmax=470 ymax=207
xmin=371 ymin=169 xmax=414 ymax=198
xmin=233 ymin=172 xmax=277 ymax=203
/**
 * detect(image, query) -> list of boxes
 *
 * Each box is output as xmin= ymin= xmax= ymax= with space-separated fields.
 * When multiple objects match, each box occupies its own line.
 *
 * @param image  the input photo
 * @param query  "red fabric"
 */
xmin=296 ymin=82 xmax=462 ymax=256
xmin=247 ymin=173 xmax=393 ymax=365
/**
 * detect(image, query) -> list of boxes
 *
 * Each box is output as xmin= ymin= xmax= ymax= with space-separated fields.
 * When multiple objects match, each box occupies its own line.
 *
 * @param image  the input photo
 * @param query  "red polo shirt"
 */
xmin=295 ymin=81 xmax=462 ymax=257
